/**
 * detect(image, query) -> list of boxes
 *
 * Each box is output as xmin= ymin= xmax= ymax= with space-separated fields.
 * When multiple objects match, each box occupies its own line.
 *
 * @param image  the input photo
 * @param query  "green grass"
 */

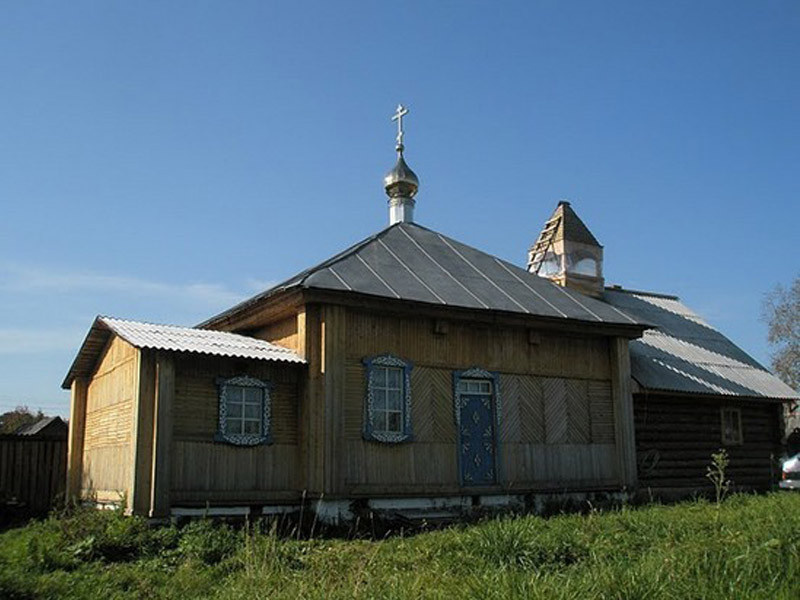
xmin=1 ymin=493 xmax=799 ymax=599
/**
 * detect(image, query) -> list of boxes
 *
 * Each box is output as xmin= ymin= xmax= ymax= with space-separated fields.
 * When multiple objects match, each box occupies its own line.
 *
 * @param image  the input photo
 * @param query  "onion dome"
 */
xmin=383 ymin=146 xmax=419 ymax=199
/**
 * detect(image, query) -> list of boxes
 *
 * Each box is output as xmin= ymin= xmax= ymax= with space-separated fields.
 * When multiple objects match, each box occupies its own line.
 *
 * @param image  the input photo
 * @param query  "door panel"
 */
xmin=458 ymin=394 xmax=497 ymax=485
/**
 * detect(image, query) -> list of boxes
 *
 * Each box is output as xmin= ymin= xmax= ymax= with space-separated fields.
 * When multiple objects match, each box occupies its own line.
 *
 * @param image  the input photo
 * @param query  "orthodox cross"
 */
xmin=391 ymin=104 xmax=409 ymax=149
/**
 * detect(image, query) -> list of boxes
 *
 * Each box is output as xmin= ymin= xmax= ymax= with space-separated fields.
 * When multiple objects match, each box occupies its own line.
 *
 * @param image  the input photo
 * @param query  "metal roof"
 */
xmin=604 ymin=288 xmax=799 ymax=400
xmin=553 ymin=201 xmax=602 ymax=246
xmin=62 ymin=316 xmax=304 ymax=389
xmin=15 ymin=416 xmax=67 ymax=437
xmin=202 ymin=222 xmax=645 ymax=329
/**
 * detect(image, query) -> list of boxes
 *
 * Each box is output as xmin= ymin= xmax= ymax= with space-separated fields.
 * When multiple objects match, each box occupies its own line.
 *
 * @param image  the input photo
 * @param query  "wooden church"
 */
xmin=63 ymin=107 xmax=798 ymax=521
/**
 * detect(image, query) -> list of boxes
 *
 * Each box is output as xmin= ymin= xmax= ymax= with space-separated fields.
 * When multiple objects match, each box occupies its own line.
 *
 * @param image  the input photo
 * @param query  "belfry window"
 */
xmin=363 ymin=355 xmax=413 ymax=443
xmin=215 ymin=375 xmax=272 ymax=446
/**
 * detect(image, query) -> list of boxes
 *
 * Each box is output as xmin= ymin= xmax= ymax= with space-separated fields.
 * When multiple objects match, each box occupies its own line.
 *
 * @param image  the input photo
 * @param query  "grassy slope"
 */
xmin=1 ymin=493 xmax=798 ymax=600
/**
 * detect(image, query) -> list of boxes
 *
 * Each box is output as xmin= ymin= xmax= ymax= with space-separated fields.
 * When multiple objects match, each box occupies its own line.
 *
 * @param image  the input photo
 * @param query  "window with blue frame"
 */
xmin=363 ymin=355 xmax=413 ymax=443
xmin=215 ymin=375 xmax=272 ymax=446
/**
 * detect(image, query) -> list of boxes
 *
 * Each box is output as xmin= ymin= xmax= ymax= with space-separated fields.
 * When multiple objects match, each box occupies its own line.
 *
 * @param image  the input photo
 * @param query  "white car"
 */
xmin=780 ymin=454 xmax=800 ymax=490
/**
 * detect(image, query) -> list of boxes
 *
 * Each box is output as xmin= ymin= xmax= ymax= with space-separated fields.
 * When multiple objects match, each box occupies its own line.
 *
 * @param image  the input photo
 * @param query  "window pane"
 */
xmin=228 ymin=402 xmax=243 ymax=419
xmin=387 ymin=411 xmax=401 ymax=433
xmin=387 ymin=389 xmax=402 ymax=410
xmin=245 ymin=387 xmax=261 ymax=404
xmin=373 ymin=410 xmax=387 ymax=433
xmin=373 ymin=367 xmax=387 ymax=388
xmin=373 ymin=388 xmax=387 ymax=410
xmin=479 ymin=381 xmax=491 ymax=394
xmin=225 ymin=419 xmax=241 ymax=435
xmin=244 ymin=403 xmax=260 ymax=419
xmin=387 ymin=368 xmax=401 ymax=389
xmin=243 ymin=420 xmax=261 ymax=435
xmin=228 ymin=386 xmax=244 ymax=402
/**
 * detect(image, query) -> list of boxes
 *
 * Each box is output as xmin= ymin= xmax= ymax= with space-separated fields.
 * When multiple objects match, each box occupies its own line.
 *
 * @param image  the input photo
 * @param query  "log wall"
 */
xmin=634 ymin=394 xmax=782 ymax=492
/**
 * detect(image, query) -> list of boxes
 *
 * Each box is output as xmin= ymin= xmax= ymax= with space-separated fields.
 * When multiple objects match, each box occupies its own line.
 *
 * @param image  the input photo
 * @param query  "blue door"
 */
xmin=458 ymin=393 xmax=497 ymax=485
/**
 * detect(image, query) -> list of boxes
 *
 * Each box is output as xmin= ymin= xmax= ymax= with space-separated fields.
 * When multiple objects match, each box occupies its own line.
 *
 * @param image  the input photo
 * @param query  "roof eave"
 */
xmin=61 ymin=316 xmax=113 ymax=389
xmin=633 ymin=385 xmax=797 ymax=403
xmin=301 ymin=287 xmax=651 ymax=338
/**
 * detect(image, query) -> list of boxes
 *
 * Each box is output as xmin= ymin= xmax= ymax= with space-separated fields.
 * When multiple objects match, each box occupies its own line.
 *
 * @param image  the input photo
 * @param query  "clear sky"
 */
xmin=1 ymin=1 xmax=798 ymax=416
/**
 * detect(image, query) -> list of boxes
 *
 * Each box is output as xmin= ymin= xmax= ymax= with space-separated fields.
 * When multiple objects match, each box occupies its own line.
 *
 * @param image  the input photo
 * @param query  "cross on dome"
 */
xmin=391 ymin=104 xmax=409 ymax=151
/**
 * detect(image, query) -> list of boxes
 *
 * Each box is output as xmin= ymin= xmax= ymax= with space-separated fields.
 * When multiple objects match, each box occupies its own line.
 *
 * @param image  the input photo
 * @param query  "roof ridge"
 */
xmin=604 ymin=286 xmax=680 ymax=300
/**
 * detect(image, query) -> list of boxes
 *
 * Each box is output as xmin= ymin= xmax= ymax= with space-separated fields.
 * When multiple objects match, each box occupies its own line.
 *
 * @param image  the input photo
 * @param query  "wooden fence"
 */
xmin=0 ymin=435 xmax=67 ymax=514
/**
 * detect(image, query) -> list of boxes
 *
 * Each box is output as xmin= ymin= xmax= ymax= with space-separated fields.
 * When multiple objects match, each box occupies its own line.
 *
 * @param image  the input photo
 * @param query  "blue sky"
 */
xmin=1 ymin=1 xmax=798 ymax=416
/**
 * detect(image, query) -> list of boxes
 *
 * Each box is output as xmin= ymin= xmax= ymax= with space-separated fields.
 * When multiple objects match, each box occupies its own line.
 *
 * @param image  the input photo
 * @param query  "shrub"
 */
xmin=178 ymin=520 xmax=242 ymax=565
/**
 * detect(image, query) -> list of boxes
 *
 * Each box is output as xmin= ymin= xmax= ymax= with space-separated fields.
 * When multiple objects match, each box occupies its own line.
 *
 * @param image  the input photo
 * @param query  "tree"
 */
xmin=762 ymin=276 xmax=800 ymax=391
xmin=0 ymin=406 xmax=44 ymax=434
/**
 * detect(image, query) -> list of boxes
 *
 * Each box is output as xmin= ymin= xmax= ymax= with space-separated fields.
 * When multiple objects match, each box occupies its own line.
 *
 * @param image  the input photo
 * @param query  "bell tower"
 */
xmin=527 ymin=201 xmax=604 ymax=297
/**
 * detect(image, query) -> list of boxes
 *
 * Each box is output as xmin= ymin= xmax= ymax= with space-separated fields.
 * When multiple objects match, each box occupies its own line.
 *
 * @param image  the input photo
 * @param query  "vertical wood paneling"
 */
xmin=0 ymin=437 xmax=66 ymax=513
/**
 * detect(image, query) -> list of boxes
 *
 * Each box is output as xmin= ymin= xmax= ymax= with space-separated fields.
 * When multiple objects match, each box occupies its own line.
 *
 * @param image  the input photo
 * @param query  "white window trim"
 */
xmin=363 ymin=355 xmax=413 ymax=443
xmin=215 ymin=375 xmax=272 ymax=446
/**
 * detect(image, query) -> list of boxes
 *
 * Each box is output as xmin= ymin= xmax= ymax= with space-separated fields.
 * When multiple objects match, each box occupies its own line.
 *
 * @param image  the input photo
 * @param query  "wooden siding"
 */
xmin=254 ymin=316 xmax=299 ymax=352
xmin=82 ymin=336 xmax=138 ymax=503
xmin=0 ymin=436 xmax=66 ymax=513
xmin=345 ymin=311 xmax=612 ymax=380
xmin=634 ymin=394 xmax=782 ymax=491
xmin=338 ymin=308 xmax=620 ymax=495
xmin=170 ymin=353 xmax=302 ymax=504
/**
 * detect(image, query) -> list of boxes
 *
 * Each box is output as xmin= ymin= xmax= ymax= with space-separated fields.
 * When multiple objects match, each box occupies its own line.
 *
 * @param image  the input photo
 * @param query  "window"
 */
xmin=721 ymin=407 xmax=743 ymax=445
xmin=457 ymin=378 xmax=492 ymax=396
xmin=363 ymin=355 xmax=412 ymax=443
xmin=215 ymin=375 xmax=272 ymax=446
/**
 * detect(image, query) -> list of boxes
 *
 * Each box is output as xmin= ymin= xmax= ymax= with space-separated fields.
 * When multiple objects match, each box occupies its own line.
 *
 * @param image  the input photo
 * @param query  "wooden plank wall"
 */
xmin=82 ymin=336 xmax=138 ymax=503
xmin=339 ymin=310 xmax=619 ymax=496
xmin=0 ymin=436 xmax=66 ymax=513
xmin=254 ymin=316 xmax=299 ymax=352
xmin=170 ymin=354 xmax=302 ymax=505
xmin=634 ymin=394 xmax=782 ymax=491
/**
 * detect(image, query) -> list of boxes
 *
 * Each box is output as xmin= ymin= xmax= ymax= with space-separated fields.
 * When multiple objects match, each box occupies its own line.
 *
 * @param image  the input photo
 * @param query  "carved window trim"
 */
xmin=215 ymin=375 xmax=273 ymax=446
xmin=362 ymin=354 xmax=413 ymax=443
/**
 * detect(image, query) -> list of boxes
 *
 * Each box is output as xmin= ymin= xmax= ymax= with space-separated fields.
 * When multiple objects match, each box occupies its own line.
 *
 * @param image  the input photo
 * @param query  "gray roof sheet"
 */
xmin=604 ymin=288 xmax=799 ymax=400
xmin=203 ymin=222 xmax=645 ymax=328
xmin=62 ymin=316 xmax=304 ymax=388
xmin=16 ymin=416 xmax=67 ymax=437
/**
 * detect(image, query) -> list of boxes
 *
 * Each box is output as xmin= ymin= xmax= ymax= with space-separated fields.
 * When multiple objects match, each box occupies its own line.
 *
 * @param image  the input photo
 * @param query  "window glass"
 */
xmin=364 ymin=358 xmax=411 ymax=442
xmin=217 ymin=377 xmax=271 ymax=445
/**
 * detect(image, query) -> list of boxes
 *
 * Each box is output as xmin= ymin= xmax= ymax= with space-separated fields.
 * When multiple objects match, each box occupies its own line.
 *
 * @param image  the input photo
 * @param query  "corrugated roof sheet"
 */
xmin=604 ymin=288 xmax=799 ymax=400
xmin=62 ymin=316 xmax=304 ymax=388
xmin=102 ymin=317 xmax=305 ymax=362
xmin=202 ymin=222 xmax=644 ymax=328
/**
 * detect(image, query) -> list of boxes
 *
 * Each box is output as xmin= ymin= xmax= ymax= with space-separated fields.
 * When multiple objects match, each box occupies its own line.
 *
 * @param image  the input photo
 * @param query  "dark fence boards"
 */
xmin=0 ymin=436 xmax=67 ymax=514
